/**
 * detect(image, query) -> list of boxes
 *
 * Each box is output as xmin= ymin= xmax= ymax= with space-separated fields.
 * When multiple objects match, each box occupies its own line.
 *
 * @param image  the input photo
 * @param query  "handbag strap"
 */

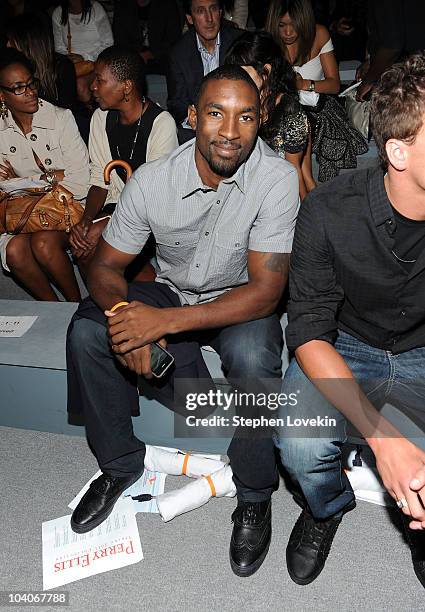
xmin=67 ymin=19 xmax=72 ymax=54
xmin=32 ymin=149 xmax=46 ymax=174
xmin=12 ymin=195 xmax=44 ymax=235
xmin=0 ymin=191 xmax=8 ymax=232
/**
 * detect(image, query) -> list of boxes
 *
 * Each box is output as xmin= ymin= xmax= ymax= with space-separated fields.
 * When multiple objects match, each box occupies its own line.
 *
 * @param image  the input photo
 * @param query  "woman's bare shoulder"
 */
xmin=314 ymin=24 xmax=331 ymax=48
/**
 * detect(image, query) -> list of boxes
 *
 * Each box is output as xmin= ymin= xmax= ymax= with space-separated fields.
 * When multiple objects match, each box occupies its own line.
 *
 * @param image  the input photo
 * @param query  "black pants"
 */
xmin=67 ymin=282 xmax=283 ymax=501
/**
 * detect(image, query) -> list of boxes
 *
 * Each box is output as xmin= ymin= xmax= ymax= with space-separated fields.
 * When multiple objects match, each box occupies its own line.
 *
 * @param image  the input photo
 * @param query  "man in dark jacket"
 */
xmin=166 ymin=0 xmax=242 ymax=124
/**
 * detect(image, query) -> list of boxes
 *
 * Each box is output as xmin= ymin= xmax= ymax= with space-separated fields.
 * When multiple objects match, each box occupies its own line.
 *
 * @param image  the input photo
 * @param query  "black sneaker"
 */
xmin=230 ymin=500 xmax=271 ymax=577
xmin=286 ymin=508 xmax=343 ymax=585
xmin=71 ymin=472 xmax=141 ymax=534
xmin=401 ymin=514 xmax=425 ymax=589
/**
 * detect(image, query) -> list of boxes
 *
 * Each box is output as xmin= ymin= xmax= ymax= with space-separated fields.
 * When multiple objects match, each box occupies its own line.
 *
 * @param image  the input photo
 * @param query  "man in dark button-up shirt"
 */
xmin=286 ymin=164 xmax=425 ymax=354
xmin=276 ymin=54 xmax=425 ymax=589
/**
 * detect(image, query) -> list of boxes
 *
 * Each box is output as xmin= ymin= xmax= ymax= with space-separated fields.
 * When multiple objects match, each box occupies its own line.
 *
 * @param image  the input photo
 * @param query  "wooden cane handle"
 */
xmin=103 ymin=160 xmax=133 ymax=185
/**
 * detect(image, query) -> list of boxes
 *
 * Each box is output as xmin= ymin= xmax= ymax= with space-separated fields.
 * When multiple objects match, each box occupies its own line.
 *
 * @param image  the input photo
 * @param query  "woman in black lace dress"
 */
xmin=226 ymin=31 xmax=312 ymax=199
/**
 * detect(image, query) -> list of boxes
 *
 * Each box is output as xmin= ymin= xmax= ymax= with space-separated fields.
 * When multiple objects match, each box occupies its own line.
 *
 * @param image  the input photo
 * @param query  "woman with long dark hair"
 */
xmin=266 ymin=0 xmax=367 ymax=182
xmin=51 ymin=0 xmax=113 ymax=63
xmin=226 ymin=31 xmax=311 ymax=198
xmin=267 ymin=0 xmax=339 ymax=96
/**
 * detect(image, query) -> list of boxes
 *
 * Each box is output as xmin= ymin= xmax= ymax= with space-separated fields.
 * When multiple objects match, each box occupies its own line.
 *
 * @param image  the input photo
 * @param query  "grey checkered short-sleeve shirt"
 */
xmin=103 ymin=138 xmax=299 ymax=305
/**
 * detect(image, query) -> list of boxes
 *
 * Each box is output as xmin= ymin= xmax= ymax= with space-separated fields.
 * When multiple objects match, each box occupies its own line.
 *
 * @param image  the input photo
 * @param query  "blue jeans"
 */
xmin=276 ymin=331 xmax=425 ymax=519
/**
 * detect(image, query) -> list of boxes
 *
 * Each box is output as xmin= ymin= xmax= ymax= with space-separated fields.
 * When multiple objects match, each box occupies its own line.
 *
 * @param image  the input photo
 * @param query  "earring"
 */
xmin=0 ymin=100 xmax=8 ymax=119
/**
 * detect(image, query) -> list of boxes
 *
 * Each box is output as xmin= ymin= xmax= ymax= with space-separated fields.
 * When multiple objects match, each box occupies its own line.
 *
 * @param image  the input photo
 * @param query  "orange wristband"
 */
xmin=110 ymin=301 xmax=129 ymax=312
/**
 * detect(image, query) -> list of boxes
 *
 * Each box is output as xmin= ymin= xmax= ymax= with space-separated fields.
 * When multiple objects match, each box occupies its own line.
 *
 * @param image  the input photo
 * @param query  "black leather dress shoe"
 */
xmin=71 ymin=472 xmax=141 ymax=534
xmin=230 ymin=500 xmax=271 ymax=577
xmin=286 ymin=508 xmax=343 ymax=585
xmin=401 ymin=515 xmax=425 ymax=588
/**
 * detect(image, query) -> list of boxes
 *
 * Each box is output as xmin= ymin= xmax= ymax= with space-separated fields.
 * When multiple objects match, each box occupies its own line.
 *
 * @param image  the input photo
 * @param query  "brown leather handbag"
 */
xmin=0 ymin=183 xmax=84 ymax=234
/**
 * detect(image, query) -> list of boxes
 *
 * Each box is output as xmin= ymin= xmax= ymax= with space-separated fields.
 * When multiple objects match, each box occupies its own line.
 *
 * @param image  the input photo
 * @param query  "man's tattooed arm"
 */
xmin=262 ymin=252 xmax=290 ymax=285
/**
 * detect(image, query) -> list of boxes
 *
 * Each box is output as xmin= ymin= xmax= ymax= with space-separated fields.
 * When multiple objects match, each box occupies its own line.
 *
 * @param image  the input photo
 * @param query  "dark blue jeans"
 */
xmin=276 ymin=331 xmax=425 ymax=519
xmin=67 ymin=281 xmax=283 ymax=502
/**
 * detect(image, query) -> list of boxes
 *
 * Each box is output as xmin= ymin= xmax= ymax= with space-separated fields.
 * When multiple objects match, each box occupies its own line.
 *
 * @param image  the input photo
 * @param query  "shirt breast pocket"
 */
xmin=154 ymin=230 xmax=198 ymax=267
xmin=213 ymin=230 xmax=249 ymax=283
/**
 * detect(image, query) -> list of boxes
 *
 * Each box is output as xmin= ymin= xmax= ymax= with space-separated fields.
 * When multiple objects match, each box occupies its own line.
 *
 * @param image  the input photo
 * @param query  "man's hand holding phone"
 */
xmin=105 ymin=301 xmax=174 ymax=378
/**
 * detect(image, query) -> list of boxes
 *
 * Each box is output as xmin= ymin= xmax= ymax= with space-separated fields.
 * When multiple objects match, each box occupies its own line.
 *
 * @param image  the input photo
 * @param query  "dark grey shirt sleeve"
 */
xmin=285 ymin=192 xmax=345 ymax=352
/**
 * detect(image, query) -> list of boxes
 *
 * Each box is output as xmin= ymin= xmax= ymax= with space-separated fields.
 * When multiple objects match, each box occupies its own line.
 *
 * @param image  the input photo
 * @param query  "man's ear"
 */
xmin=186 ymin=14 xmax=193 ymax=26
xmin=386 ymin=138 xmax=408 ymax=171
xmin=188 ymin=104 xmax=197 ymax=131
xmin=124 ymin=79 xmax=133 ymax=97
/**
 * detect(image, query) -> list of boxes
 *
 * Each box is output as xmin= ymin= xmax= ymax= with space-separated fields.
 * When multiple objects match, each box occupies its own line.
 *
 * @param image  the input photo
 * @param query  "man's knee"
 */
xmin=223 ymin=344 xmax=277 ymax=376
xmin=220 ymin=317 xmax=283 ymax=377
xmin=68 ymin=318 xmax=107 ymax=357
xmin=277 ymin=436 xmax=343 ymax=479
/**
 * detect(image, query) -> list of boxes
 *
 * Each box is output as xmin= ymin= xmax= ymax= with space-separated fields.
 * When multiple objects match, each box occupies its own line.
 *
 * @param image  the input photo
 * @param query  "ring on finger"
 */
xmin=396 ymin=497 xmax=409 ymax=509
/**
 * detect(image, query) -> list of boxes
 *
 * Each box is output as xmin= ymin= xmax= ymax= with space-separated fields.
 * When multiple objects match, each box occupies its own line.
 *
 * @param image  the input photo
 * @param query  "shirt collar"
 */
xmin=182 ymin=140 xmax=246 ymax=199
xmin=196 ymin=30 xmax=220 ymax=55
xmin=183 ymin=145 xmax=210 ymax=197
xmin=31 ymin=100 xmax=55 ymax=130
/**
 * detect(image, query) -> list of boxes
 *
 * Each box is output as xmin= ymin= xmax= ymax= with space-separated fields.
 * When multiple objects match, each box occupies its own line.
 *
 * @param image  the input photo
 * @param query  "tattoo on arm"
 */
xmin=263 ymin=253 xmax=290 ymax=275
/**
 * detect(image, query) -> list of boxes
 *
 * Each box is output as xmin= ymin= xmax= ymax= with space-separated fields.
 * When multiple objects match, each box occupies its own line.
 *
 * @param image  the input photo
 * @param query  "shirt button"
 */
xmin=45 ymin=158 xmax=52 ymax=165
xmin=400 ymin=310 xmax=406 ymax=316
xmin=46 ymin=144 xmax=50 ymax=151
xmin=9 ymin=146 xmax=16 ymax=153
xmin=216 ymin=200 xmax=220 ymax=205
xmin=205 ymin=232 xmax=209 ymax=236
xmin=196 ymin=264 xmax=200 ymax=268
xmin=175 ymin=241 xmax=180 ymax=245
xmin=30 ymin=134 xmax=37 ymax=141
xmin=235 ymin=242 xmax=240 ymax=247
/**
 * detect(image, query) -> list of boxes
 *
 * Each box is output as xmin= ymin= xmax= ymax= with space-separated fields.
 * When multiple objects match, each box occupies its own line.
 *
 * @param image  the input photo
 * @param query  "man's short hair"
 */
xmin=194 ymin=64 xmax=260 ymax=110
xmin=371 ymin=54 xmax=425 ymax=169
xmin=183 ymin=0 xmax=223 ymax=16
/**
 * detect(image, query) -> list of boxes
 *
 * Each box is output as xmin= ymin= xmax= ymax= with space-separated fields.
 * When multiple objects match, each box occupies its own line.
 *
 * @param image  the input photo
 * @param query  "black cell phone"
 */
xmin=150 ymin=342 xmax=174 ymax=378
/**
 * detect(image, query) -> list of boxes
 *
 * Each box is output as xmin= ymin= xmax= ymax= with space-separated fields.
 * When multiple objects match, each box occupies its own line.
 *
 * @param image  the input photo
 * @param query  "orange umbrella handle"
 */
xmin=103 ymin=160 xmax=133 ymax=185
